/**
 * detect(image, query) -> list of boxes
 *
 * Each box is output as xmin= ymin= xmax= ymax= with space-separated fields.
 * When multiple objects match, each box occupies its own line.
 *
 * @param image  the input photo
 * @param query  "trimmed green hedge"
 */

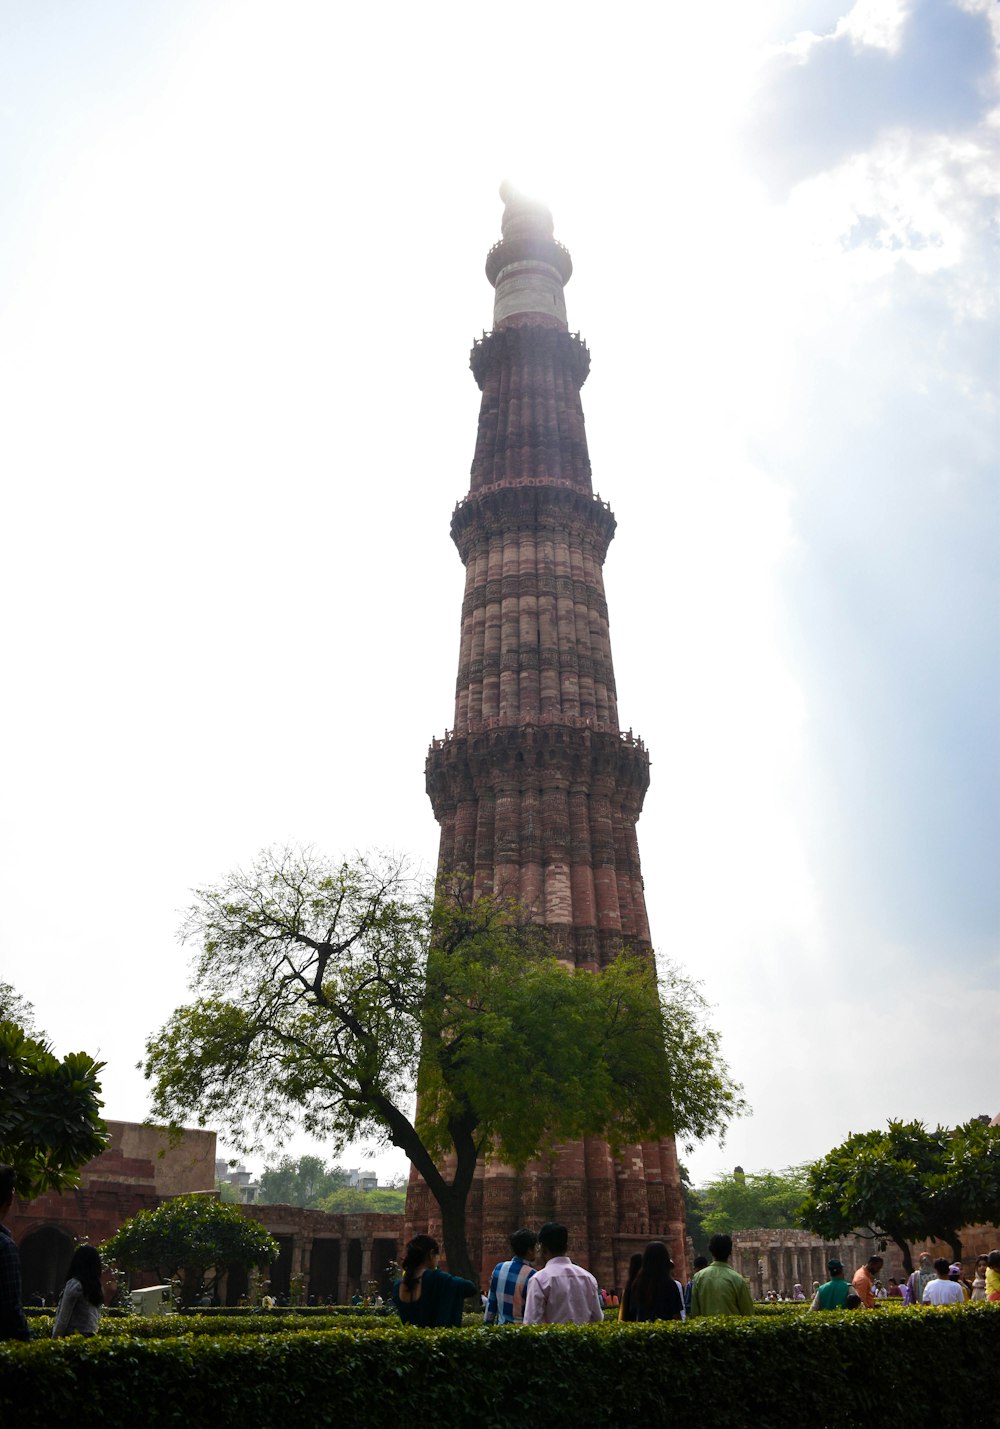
xmin=175 ymin=1302 xmax=391 ymax=1316
xmin=1 ymin=1306 xmax=995 ymax=1428
xmin=94 ymin=1303 xmax=830 ymax=1336
xmin=97 ymin=1313 xmax=379 ymax=1336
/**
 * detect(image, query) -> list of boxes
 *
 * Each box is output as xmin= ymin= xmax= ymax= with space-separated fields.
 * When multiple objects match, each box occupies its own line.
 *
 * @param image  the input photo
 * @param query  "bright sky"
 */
xmin=1 ymin=0 xmax=996 ymax=1190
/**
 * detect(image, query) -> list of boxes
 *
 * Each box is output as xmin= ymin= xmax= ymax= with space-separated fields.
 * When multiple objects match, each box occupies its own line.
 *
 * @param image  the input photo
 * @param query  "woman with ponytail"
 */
xmin=391 ymin=1235 xmax=478 ymax=1327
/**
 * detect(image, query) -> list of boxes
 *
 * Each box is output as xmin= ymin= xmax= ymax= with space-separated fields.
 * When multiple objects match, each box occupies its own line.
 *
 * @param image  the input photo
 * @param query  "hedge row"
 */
xmin=1 ymin=1306 xmax=995 ymax=1428
xmin=176 ymin=1302 xmax=394 ymax=1316
xmin=97 ymin=1313 xmax=378 ymax=1336
xmin=97 ymin=1306 xmax=814 ymax=1337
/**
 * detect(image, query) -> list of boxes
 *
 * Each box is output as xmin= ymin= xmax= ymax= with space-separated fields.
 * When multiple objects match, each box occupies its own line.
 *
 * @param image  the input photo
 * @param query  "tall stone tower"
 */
xmin=406 ymin=184 xmax=686 ymax=1289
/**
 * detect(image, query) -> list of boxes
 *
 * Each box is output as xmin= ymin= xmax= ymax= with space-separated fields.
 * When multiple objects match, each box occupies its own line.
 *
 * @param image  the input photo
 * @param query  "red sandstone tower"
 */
xmin=406 ymin=184 xmax=687 ymax=1289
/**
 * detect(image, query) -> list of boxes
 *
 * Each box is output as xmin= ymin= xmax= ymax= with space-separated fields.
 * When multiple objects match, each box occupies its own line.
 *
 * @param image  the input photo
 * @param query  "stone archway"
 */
xmin=20 ymin=1225 xmax=75 ymax=1306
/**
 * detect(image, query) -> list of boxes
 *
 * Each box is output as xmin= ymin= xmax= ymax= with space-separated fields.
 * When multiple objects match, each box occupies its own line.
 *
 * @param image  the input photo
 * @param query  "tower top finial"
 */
xmin=497 ymin=182 xmax=556 ymax=243
xmin=487 ymin=181 xmax=571 ymax=329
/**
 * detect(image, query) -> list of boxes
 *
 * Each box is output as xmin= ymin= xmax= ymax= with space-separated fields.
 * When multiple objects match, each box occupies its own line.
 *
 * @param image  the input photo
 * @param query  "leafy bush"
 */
xmin=98 ymin=1313 xmax=379 ymax=1337
xmin=0 ymin=1304 xmax=995 ymax=1428
xmin=175 ymin=1302 xmax=394 ymax=1317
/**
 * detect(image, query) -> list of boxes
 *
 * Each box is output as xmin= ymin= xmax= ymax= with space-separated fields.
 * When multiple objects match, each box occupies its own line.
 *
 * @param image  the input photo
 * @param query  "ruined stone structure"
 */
xmin=11 ymin=1120 xmax=402 ymax=1306
xmin=9 ymin=1121 xmax=214 ymax=1302
xmin=405 ymin=185 xmax=686 ymax=1290
xmin=235 ymin=1205 xmax=401 ymax=1305
xmin=732 ymin=1229 xmax=875 ymax=1300
xmin=732 ymin=1223 xmax=1000 ymax=1298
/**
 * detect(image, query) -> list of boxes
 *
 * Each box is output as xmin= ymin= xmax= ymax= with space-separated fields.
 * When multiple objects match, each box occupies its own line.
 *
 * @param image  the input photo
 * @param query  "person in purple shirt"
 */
xmin=523 ymin=1222 xmax=603 ymax=1325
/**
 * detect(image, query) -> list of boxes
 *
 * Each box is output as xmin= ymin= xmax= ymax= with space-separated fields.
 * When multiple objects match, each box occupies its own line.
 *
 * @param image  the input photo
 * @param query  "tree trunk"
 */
xmin=180 ymin=1266 xmax=204 ymax=1307
xmin=891 ymin=1237 xmax=914 ymax=1276
xmin=435 ymin=1187 xmax=477 ymax=1284
xmin=375 ymin=1092 xmax=481 ymax=1284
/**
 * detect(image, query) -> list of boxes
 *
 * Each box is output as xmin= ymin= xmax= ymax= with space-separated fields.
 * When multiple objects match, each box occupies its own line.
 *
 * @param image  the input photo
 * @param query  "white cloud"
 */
xmin=837 ymin=0 xmax=911 ymax=53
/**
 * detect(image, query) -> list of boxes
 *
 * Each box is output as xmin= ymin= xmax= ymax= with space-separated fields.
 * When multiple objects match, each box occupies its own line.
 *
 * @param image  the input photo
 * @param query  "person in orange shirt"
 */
xmin=851 ymin=1255 xmax=884 ymax=1308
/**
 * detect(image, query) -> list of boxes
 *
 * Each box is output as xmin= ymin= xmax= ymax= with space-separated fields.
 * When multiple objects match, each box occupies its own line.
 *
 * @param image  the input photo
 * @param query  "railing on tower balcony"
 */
xmin=453 ymin=484 xmax=612 ymax=510
xmin=428 ymin=718 xmax=645 ymax=751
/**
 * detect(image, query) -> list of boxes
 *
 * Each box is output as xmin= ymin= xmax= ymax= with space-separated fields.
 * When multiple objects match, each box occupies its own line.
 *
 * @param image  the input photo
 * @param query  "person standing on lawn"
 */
xmin=0 ymin=1167 xmax=29 ymax=1341
xmin=522 ymin=1223 xmax=603 ymax=1325
xmin=851 ymin=1255 xmax=884 ymax=1309
xmin=808 ymin=1259 xmax=860 ymax=1310
xmin=688 ymin=1234 xmax=754 ymax=1318
xmin=483 ymin=1227 xmax=537 ymax=1325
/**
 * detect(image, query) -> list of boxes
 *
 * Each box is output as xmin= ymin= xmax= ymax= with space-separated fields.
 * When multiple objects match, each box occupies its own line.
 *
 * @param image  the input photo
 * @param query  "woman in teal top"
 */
xmin=391 ymin=1234 xmax=478 ymax=1327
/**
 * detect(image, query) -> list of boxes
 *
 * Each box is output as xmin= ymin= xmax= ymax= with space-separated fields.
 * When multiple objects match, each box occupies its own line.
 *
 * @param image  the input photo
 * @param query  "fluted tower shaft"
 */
xmin=407 ymin=186 xmax=686 ymax=1289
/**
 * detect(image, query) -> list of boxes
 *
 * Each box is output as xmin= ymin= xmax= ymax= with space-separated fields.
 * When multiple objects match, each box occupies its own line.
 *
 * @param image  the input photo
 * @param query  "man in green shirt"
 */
xmin=689 ymin=1234 xmax=754 ymax=1317
xmin=808 ymin=1258 xmax=861 ymax=1310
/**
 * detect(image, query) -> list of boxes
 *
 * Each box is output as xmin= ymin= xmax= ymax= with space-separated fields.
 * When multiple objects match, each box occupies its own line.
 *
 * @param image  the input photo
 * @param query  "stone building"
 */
xmin=405 ymin=184 xmax=686 ymax=1289
xmin=234 ymin=1205 xmax=401 ymax=1304
xmin=9 ymin=1120 xmax=215 ymax=1302
xmin=9 ymin=1120 xmax=403 ymax=1305
xmin=732 ymin=1222 xmax=1000 ymax=1299
xmin=732 ymin=1229 xmax=876 ymax=1298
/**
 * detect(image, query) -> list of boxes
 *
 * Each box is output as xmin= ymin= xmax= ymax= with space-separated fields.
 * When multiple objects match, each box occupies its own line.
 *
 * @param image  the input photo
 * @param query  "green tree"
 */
xmin=102 ymin=1195 xmax=278 ymax=1306
xmin=0 ymin=983 xmax=41 ymax=1037
xmin=258 ymin=1155 xmax=349 ymax=1208
xmin=799 ymin=1118 xmax=1000 ymax=1273
xmin=944 ymin=1118 xmax=1000 ymax=1236
xmin=317 ymin=1186 xmax=406 ymax=1215
xmin=143 ymin=848 xmax=745 ymax=1280
xmin=678 ymin=1163 xmax=708 ymax=1255
xmin=0 ymin=1019 xmax=107 ymax=1197
xmin=696 ymin=1165 xmax=810 ymax=1236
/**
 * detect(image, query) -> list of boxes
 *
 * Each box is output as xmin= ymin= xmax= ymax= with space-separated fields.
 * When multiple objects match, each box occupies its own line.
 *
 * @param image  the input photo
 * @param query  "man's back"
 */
xmin=814 ymin=1277 xmax=852 ymax=1310
xmin=484 ymin=1255 xmax=535 ymax=1324
xmin=523 ymin=1256 xmax=602 ymax=1325
xmin=689 ymin=1260 xmax=754 ymax=1317
xmin=923 ymin=1277 xmax=964 ymax=1307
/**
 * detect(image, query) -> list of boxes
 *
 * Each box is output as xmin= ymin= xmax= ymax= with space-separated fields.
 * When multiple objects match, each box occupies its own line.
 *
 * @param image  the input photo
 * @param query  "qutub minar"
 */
xmin=404 ymin=184 xmax=687 ymax=1289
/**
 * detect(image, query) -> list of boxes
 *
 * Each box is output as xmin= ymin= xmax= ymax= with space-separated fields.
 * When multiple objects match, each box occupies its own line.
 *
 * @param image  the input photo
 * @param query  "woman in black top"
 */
xmin=391 ymin=1234 xmax=478 ymax=1327
xmin=622 ymin=1241 xmax=683 ymax=1322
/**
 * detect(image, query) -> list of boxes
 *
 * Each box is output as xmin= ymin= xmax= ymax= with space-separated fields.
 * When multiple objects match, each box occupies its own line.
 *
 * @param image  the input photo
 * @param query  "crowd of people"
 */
xmin=390 ymin=1227 xmax=756 ymax=1327
xmin=389 ymin=1225 xmax=1000 ymax=1329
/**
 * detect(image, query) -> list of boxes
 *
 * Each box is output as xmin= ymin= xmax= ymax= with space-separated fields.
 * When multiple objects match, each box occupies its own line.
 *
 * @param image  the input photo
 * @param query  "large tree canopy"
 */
xmin=102 ymin=1195 xmax=278 ymax=1305
xmin=799 ymin=1118 xmax=1000 ymax=1272
xmin=0 ymin=1017 xmax=107 ymax=1198
xmin=144 ymin=847 xmax=745 ymax=1277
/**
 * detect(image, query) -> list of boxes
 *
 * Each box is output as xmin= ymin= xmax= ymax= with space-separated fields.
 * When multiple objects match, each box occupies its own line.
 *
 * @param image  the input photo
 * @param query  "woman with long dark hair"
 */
xmin=52 ymin=1244 xmax=104 ymax=1337
xmin=618 ymin=1251 xmax=643 ymax=1321
xmin=622 ymin=1241 xmax=683 ymax=1323
xmin=390 ymin=1234 xmax=478 ymax=1327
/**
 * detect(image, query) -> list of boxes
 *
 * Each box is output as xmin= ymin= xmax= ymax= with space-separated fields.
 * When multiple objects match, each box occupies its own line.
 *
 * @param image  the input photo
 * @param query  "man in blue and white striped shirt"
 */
xmin=484 ymin=1228 xmax=537 ymax=1324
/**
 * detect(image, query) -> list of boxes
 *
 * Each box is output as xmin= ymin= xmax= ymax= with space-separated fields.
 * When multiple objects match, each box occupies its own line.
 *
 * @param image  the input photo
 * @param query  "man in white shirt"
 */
xmin=922 ymin=1258 xmax=966 ymax=1307
xmin=522 ymin=1222 xmax=603 ymax=1325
